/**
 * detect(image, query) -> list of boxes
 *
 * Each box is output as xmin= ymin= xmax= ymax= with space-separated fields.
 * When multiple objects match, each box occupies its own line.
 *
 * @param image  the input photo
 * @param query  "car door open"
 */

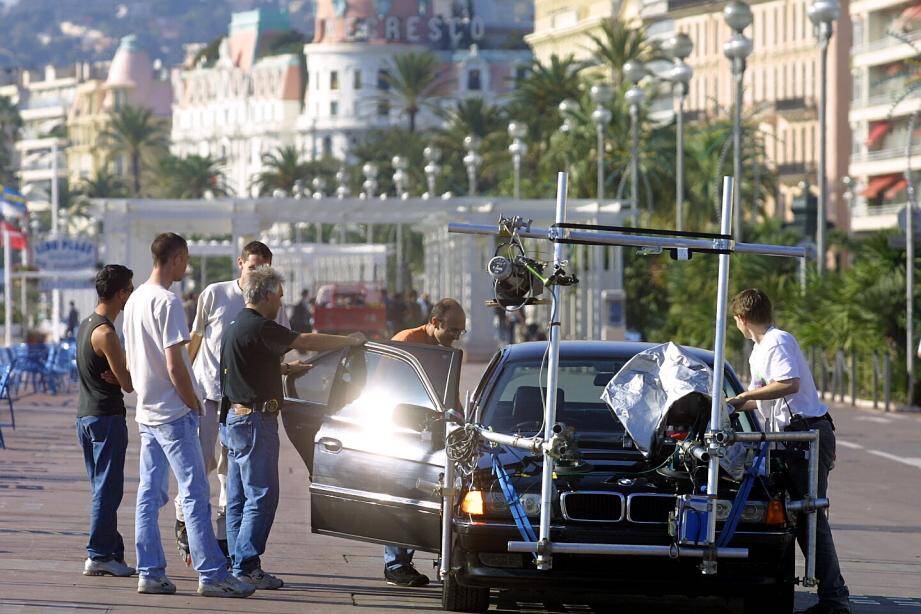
xmin=308 ymin=342 xmax=461 ymax=552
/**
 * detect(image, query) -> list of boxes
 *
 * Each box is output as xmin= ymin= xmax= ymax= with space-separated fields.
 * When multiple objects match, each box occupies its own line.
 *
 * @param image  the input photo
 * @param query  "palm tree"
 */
xmin=100 ymin=105 xmax=168 ymax=195
xmin=152 ymin=154 xmax=231 ymax=199
xmin=0 ymin=95 xmax=22 ymax=186
xmin=586 ymin=19 xmax=661 ymax=86
xmin=76 ymin=168 xmax=128 ymax=198
xmin=383 ymin=51 xmax=450 ymax=133
xmin=434 ymin=98 xmax=507 ymax=195
xmin=252 ymin=146 xmax=308 ymax=196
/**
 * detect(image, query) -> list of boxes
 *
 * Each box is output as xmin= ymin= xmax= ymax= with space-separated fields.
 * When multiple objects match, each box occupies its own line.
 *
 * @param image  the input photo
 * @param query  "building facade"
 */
xmin=849 ymin=0 xmax=921 ymax=233
xmin=170 ymin=9 xmax=305 ymax=197
xmin=667 ymin=0 xmax=852 ymax=233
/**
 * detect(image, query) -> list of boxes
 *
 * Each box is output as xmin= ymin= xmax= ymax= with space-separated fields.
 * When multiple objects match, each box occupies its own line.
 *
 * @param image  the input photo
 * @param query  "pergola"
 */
xmin=93 ymin=196 xmax=627 ymax=360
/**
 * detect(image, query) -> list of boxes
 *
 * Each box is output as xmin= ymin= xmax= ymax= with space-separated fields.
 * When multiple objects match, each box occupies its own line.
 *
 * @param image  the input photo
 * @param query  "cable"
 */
xmin=446 ymin=424 xmax=480 ymax=476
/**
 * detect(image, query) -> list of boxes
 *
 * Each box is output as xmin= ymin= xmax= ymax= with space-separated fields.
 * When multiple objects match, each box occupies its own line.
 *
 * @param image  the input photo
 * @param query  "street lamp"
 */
xmin=361 ymin=162 xmax=379 ymax=243
xmin=311 ymin=176 xmax=326 ymax=200
xmin=663 ymin=32 xmax=694 ymax=231
xmin=624 ymin=61 xmax=646 ymax=224
xmin=463 ymin=135 xmax=482 ymax=196
xmin=423 ymin=146 xmax=441 ymax=199
xmin=392 ymin=155 xmax=409 ymax=293
xmin=809 ymin=0 xmax=840 ymax=276
xmin=590 ymin=85 xmax=613 ymax=201
xmin=335 ymin=168 xmax=350 ymax=199
xmin=508 ymin=121 xmax=527 ymax=200
xmin=723 ymin=1 xmax=754 ymax=241
xmin=293 ymin=179 xmax=306 ymax=199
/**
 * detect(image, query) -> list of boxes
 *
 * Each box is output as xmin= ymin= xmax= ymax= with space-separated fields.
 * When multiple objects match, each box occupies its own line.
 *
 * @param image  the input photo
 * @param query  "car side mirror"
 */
xmin=393 ymin=403 xmax=434 ymax=431
xmin=444 ymin=408 xmax=464 ymax=424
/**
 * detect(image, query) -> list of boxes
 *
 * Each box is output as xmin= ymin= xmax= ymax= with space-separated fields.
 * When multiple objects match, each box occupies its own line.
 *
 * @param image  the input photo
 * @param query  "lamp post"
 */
xmin=723 ymin=1 xmax=753 ymax=241
xmin=624 ymin=61 xmax=646 ymax=225
xmin=590 ymin=85 xmax=613 ymax=201
xmin=362 ymin=162 xmax=378 ymax=243
xmin=335 ymin=168 xmax=350 ymax=199
xmin=507 ymin=121 xmax=527 ymax=200
xmin=809 ymin=0 xmax=840 ymax=276
xmin=664 ymin=33 xmax=694 ymax=231
xmin=392 ymin=155 xmax=409 ymax=292
xmin=423 ymin=146 xmax=441 ymax=199
xmin=463 ymin=135 xmax=482 ymax=196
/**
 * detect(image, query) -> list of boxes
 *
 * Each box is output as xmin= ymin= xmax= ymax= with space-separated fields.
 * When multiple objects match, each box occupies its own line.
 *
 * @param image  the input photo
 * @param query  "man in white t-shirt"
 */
xmin=726 ymin=289 xmax=850 ymax=614
xmin=123 ymin=232 xmax=254 ymax=599
xmin=174 ymin=241 xmax=290 ymax=561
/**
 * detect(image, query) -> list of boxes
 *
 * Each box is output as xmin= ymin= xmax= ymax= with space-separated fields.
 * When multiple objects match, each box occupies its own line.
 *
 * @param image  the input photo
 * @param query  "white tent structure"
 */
xmin=93 ymin=196 xmax=628 ymax=359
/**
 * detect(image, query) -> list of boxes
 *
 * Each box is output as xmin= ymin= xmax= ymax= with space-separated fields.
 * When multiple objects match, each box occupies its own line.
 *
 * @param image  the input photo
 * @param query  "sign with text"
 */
xmin=34 ymin=238 xmax=97 ymax=271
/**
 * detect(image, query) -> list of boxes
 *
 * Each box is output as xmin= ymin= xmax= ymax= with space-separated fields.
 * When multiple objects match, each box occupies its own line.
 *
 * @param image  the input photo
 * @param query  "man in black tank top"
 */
xmin=76 ymin=265 xmax=135 ymax=578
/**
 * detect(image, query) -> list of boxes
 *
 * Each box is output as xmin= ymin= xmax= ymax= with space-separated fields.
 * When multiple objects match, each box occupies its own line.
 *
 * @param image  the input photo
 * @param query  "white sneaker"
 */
xmin=235 ymin=568 xmax=284 ymax=590
xmin=197 ymin=575 xmax=255 ymax=598
xmin=138 ymin=575 xmax=177 ymax=594
xmin=83 ymin=558 xmax=136 ymax=577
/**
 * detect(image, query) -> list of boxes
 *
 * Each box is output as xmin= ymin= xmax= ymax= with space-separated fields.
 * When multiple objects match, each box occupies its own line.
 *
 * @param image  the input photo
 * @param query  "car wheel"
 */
xmin=442 ymin=571 xmax=489 ymax=613
xmin=743 ymin=582 xmax=794 ymax=614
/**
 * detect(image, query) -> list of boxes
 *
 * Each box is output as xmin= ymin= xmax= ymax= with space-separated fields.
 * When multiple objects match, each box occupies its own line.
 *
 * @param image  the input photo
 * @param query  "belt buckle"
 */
xmin=234 ymin=405 xmax=253 ymax=416
xmin=263 ymin=399 xmax=279 ymax=413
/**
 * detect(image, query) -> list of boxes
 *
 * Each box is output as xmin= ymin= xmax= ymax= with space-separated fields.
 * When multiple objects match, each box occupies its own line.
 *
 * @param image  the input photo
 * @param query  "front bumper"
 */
xmin=453 ymin=520 xmax=795 ymax=596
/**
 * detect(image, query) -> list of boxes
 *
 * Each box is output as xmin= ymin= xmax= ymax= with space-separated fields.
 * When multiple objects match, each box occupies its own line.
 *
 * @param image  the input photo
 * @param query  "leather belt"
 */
xmin=230 ymin=399 xmax=280 ymax=416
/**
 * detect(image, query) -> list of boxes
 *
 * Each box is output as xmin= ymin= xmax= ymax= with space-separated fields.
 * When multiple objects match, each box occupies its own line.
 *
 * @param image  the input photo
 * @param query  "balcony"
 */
xmin=777 ymin=161 xmax=817 ymax=177
xmin=852 ymin=76 xmax=912 ymax=110
xmin=850 ymin=201 xmax=904 ymax=232
xmin=772 ymin=97 xmax=817 ymax=121
xmin=852 ymin=28 xmax=921 ymax=67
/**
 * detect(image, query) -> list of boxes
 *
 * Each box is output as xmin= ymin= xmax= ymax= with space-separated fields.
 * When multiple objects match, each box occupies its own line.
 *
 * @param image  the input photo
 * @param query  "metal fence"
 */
xmin=809 ymin=348 xmax=896 ymax=411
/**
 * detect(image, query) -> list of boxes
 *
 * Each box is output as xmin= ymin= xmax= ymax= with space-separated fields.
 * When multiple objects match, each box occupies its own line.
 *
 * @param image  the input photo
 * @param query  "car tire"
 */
xmin=442 ymin=571 xmax=489 ymax=613
xmin=742 ymin=581 xmax=794 ymax=614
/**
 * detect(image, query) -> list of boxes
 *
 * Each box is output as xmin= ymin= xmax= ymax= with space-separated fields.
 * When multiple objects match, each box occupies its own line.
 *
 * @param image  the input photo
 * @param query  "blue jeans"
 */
xmin=384 ymin=546 xmax=415 ymax=570
xmin=76 ymin=415 xmax=128 ymax=562
xmin=135 ymin=412 xmax=228 ymax=583
xmin=221 ymin=409 xmax=280 ymax=576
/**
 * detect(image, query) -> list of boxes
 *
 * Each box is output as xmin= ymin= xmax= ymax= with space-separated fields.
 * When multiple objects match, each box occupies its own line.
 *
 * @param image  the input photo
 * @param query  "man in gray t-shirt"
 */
xmin=177 ymin=241 xmax=289 ymax=560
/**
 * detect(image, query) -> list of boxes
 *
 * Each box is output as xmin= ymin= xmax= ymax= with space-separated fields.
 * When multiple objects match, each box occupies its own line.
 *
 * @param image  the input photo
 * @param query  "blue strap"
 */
xmin=491 ymin=451 xmax=537 ymax=543
xmin=717 ymin=442 xmax=769 ymax=547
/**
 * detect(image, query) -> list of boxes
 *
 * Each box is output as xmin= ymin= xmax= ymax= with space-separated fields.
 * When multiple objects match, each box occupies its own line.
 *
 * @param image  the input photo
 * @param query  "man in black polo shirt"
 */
xmin=219 ymin=265 xmax=363 ymax=590
xmin=76 ymin=264 xmax=135 ymax=577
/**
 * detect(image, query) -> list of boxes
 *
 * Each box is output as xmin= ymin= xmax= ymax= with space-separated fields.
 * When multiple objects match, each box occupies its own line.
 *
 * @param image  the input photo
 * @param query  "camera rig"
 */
xmin=439 ymin=173 xmax=829 ymax=586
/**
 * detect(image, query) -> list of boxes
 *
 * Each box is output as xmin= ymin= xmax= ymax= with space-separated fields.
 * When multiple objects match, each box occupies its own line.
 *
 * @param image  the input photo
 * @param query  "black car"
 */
xmin=281 ymin=340 xmax=797 ymax=614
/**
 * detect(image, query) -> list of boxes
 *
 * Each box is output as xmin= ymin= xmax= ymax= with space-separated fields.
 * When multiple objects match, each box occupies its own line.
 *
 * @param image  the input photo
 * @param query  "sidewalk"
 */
xmin=0 ymin=392 xmax=444 ymax=613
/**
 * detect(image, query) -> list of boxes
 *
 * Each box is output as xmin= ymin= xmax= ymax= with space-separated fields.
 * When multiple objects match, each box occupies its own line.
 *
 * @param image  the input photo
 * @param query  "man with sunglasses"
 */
xmin=76 ymin=264 xmax=136 ymax=577
xmin=384 ymin=297 xmax=467 ymax=587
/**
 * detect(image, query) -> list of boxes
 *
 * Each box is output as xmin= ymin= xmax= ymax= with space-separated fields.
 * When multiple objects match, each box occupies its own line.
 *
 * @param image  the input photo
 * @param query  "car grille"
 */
xmin=560 ymin=492 xmax=625 ymax=522
xmin=626 ymin=494 xmax=676 ymax=524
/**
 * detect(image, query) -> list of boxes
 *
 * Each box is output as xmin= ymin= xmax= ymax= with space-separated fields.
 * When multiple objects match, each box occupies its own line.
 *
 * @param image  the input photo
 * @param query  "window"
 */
xmin=330 ymin=70 xmax=339 ymax=90
xmin=377 ymin=99 xmax=390 ymax=117
xmin=353 ymin=69 xmax=362 ymax=90
xmin=467 ymin=68 xmax=481 ymax=91
xmin=377 ymin=69 xmax=390 ymax=90
xmin=291 ymin=350 xmax=346 ymax=404
xmin=322 ymin=135 xmax=332 ymax=157
xmin=330 ymin=100 xmax=338 ymax=116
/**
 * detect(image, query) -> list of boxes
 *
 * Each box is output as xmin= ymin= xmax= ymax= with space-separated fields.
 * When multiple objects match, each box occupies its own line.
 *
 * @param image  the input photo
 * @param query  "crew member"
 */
xmin=384 ymin=297 xmax=467 ymax=587
xmin=76 ymin=265 xmax=135 ymax=578
xmin=180 ymin=241 xmax=289 ymax=563
xmin=727 ymin=289 xmax=850 ymax=614
xmin=220 ymin=265 xmax=364 ymax=589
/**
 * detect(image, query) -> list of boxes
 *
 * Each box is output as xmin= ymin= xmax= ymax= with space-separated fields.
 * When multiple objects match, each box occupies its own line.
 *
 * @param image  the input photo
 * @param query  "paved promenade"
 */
xmin=0 ymin=368 xmax=919 ymax=612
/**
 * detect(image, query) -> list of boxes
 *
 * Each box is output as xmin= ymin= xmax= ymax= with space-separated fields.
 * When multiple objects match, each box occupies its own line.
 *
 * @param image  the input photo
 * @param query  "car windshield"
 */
xmin=480 ymin=355 xmax=748 ymax=437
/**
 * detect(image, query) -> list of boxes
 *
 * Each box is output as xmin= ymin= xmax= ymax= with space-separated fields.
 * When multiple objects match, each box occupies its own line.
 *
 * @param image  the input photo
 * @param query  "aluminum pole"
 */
xmin=597 ymin=124 xmax=605 ymax=201
xmin=704 ymin=177 xmax=735 ymax=575
xmin=908 ymin=194 xmax=915 ymax=404
xmin=630 ymin=104 xmax=640 ymax=225
xmin=732 ymin=68 xmax=744 ymax=241
xmin=513 ymin=152 xmax=522 ymax=201
xmin=51 ymin=141 xmax=61 ymax=342
xmin=676 ymin=92 xmax=685 ymax=231
xmin=816 ymin=33 xmax=830 ymax=275
xmin=805 ymin=435 xmax=820 ymax=586
xmin=3 ymin=228 xmax=12 ymax=348
xmin=396 ymin=224 xmax=404 ymax=293
xmin=536 ymin=171 xmax=568 ymax=571
xmin=439 ymin=427 xmax=458 ymax=581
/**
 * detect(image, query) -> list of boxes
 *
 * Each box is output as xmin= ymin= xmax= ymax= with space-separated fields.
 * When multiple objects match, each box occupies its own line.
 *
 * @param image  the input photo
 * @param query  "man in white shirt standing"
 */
xmin=173 ymin=241 xmax=289 ymax=564
xmin=123 ymin=232 xmax=253 ymax=599
xmin=727 ymin=288 xmax=850 ymax=614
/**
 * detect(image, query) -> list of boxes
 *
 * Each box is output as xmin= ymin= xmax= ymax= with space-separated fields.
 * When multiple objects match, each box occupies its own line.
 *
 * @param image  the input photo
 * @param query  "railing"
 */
xmin=809 ymin=347 xmax=906 ymax=410
xmin=854 ymin=143 xmax=921 ymax=162
xmin=852 ymin=201 xmax=908 ymax=218
xmin=852 ymin=27 xmax=921 ymax=55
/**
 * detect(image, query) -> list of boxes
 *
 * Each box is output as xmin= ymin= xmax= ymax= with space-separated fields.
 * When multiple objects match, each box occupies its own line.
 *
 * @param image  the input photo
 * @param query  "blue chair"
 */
xmin=0 ymin=362 xmax=14 ymax=429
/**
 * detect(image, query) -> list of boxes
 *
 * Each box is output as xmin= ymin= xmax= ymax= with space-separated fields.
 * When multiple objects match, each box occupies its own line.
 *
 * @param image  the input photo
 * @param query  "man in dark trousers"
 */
xmin=727 ymin=289 xmax=850 ymax=614
xmin=289 ymin=289 xmax=313 ymax=333
xmin=66 ymin=301 xmax=80 ymax=338
xmin=383 ymin=297 xmax=466 ymax=587
xmin=76 ymin=265 xmax=136 ymax=577
xmin=219 ymin=265 xmax=364 ymax=589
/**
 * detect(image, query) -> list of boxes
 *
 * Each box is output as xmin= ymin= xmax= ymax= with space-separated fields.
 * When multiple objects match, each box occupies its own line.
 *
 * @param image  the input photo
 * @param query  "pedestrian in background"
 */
xmin=123 ymin=232 xmax=253 ymax=599
xmin=76 ymin=265 xmax=135 ymax=578
xmin=290 ymin=289 xmax=313 ymax=333
xmin=727 ymin=289 xmax=850 ymax=614
xmin=220 ymin=265 xmax=363 ymax=589
xmin=66 ymin=301 xmax=80 ymax=338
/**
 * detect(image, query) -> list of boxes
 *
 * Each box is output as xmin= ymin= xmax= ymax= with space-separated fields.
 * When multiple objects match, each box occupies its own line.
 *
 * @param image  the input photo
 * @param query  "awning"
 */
xmin=866 ymin=121 xmax=891 ymax=148
xmin=862 ymin=174 xmax=900 ymax=199
xmin=900 ymin=3 xmax=921 ymax=23
xmin=884 ymin=177 xmax=909 ymax=200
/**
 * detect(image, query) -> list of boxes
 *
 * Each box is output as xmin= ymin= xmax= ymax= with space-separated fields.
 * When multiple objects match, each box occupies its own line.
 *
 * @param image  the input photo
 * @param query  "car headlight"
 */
xmin=485 ymin=492 xmax=542 ymax=518
xmin=712 ymin=499 xmax=767 ymax=523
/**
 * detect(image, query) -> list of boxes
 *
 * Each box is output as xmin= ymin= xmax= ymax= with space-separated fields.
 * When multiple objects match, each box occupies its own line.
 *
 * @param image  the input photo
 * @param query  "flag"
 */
xmin=0 ymin=185 xmax=29 ymax=219
xmin=0 ymin=221 xmax=28 ymax=251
